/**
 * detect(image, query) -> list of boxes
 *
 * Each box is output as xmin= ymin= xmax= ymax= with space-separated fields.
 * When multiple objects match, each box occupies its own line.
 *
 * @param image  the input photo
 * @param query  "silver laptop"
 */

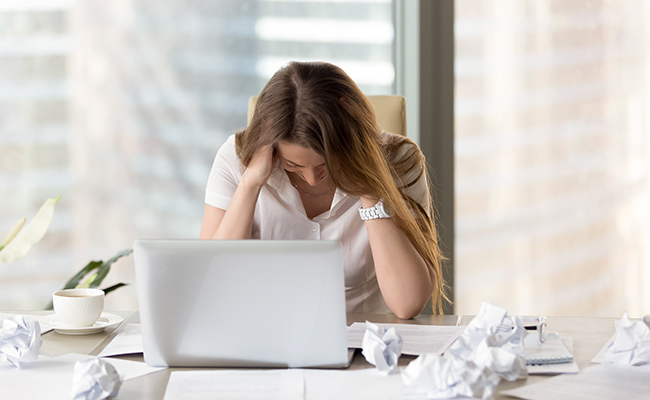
xmin=133 ymin=239 xmax=349 ymax=368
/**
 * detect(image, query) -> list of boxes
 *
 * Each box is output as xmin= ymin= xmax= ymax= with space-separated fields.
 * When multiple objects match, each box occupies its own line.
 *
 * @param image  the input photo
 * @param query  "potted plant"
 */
xmin=0 ymin=197 xmax=130 ymax=309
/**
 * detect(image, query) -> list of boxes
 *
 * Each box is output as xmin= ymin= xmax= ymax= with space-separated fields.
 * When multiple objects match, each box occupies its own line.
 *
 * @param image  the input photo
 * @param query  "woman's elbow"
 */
xmin=389 ymin=300 xmax=427 ymax=320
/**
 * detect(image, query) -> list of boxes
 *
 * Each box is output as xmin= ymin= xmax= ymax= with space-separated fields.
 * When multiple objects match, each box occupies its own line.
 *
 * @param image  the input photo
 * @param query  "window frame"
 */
xmin=395 ymin=0 xmax=455 ymax=315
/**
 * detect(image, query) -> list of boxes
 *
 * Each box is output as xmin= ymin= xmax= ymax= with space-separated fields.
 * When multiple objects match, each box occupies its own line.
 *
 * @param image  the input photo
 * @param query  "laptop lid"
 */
xmin=133 ymin=239 xmax=348 ymax=368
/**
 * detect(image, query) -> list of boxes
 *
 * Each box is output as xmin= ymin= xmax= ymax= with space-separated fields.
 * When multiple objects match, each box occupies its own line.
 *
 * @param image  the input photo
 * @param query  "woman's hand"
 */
xmin=242 ymin=144 xmax=275 ymax=189
xmin=201 ymin=144 xmax=275 ymax=240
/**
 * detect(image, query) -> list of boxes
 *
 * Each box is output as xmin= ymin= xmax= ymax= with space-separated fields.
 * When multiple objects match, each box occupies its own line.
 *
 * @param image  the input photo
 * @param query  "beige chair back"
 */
xmin=247 ymin=94 xmax=407 ymax=136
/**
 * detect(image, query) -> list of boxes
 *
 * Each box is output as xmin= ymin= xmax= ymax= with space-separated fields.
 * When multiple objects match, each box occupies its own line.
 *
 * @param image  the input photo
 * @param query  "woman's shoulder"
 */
xmin=380 ymin=131 xmax=424 ymax=165
xmin=210 ymin=133 xmax=245 ymax=179
xmin=215 ymin=134 xmax=239 ymax=161
xmin=380 ymin=131 xmax=429 ymax=208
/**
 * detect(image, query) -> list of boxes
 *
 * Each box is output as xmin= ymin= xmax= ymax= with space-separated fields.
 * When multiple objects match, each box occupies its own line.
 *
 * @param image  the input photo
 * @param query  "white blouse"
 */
xmin=205 ymin=134 xmax=430 ymax=314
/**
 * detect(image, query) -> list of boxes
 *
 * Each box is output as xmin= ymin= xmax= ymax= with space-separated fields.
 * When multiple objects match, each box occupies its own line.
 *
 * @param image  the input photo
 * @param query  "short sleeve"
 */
xmin=392 ymin=142 xmax=431 ymax=213
xmin=205 ymin=135 xmax=242 ymax=210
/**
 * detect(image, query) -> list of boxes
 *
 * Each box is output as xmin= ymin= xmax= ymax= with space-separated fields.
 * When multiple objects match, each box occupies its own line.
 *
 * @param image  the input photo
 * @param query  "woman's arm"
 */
xmin=199 ymin=145 xmax=274 ymax=240
xmin=361 ymin=196 xmax=435 ymax=319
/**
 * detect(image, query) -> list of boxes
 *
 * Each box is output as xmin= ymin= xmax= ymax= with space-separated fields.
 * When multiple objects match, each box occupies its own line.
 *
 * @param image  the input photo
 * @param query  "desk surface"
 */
xmin=6 ymin=311 xmax=616 ymax=400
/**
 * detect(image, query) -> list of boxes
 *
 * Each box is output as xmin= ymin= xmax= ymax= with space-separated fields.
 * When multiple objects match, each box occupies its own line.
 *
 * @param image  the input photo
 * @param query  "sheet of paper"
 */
xmin=0 ymin=352 xmax=164 ymax=400
xmin=591 ymin=318 xmax=626 ymax=364
xmin=304 ymin=368 xmax=404 ymax=400
xmin=501 ymin=364 xmax=650 ymax=400
xmin=164 ymin=369 xmax=408 ymax=400
xmin=93 ymin=354 xmax=164 ymax=381
xmin=347 ymin=322 xmax=464 ymax=356
xmin=98 ymin=323 xmax=143 ymax=357
xmin=590 ymin=334 xmax=614 ymax=363
xmin=163 ymin=370 xmax=304 ymax=400
xmin=0 ymin=312 xmax=53 ymax=334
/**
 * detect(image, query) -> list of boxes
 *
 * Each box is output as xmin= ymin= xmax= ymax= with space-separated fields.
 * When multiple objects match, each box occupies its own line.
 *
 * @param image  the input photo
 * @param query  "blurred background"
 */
xmin=1 ymin=0 xmax=648 ymax=318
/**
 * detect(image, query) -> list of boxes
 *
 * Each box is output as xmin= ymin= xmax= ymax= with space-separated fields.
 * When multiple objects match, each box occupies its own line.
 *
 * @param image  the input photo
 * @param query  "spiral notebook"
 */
xmin=524 ymin=333 xmax=574 ymax=365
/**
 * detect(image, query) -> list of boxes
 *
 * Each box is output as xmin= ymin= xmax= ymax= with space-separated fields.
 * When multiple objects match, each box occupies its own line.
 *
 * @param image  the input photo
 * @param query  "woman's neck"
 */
xmin=288 ymin=173 xmax=335 ymax=199
xmin=287 ymin=172 xmax=335 ymax=219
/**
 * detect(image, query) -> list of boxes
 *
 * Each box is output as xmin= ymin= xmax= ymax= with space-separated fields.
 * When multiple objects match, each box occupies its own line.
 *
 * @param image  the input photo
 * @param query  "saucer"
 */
xmin=40 ymin=313 xmax=125 ymax=335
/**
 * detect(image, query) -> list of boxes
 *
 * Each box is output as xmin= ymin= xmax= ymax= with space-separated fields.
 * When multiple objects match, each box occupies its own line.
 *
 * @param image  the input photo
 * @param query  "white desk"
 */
xmin=3 ymin=311 xmax=617 ymax=400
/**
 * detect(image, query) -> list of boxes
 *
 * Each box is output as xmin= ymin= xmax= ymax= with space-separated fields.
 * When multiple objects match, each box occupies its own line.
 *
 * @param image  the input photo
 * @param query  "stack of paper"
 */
xmin=347 ymin=322 xmax=464 ymax=356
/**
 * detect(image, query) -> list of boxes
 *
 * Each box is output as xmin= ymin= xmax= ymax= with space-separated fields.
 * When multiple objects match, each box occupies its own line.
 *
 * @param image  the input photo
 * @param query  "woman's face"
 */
xmin=276 ymin=141 xmax=330 ymax=187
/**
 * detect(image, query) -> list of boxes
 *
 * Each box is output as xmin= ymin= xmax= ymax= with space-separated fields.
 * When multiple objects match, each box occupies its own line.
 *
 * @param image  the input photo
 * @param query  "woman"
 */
xmin=200 ymin=61 xmax=447 ymax=319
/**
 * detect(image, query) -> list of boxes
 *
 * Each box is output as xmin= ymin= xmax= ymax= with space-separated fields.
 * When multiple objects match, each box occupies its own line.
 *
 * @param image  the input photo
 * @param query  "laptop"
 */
xmin=133 ymin=239 xmax=349 ymax=368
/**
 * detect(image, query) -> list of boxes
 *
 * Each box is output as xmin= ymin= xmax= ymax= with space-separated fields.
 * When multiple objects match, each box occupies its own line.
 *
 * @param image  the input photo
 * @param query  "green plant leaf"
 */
xmin=0 ymin=197 xmax=61 ymax=263
xmin=46 ymin=260 xmax=103 ymax=310
xmin=64 ymin=260 xmax=104 ymax=290
xmin=102 ymin=282 xmax=128 ymax=295
xmin=76 ymin=272 xmax=98 ymax=289
xmin=88 ymin=249 xmax=133 ymax=288
xmin=44 ymin=248 xmax=133 ymax=310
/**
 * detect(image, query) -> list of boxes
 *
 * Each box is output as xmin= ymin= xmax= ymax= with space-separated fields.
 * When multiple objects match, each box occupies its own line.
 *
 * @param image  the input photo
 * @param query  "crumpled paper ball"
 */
xmin=447 ymin=302 xmax=528 ymax=381
xmin=401 ymin=353 xmax=501 ymax=400
xmin=604 ymin=313 xmax=650 ymax=366
xmin=0 ymin=315 xmax=41 ymax=368
xmin=400 ymin=302 xmax=528 ymax=400
xmin=361 ymin=321 xmax=403 ymax=373
xmin=71 ymin=358 xmax=123 ymax=400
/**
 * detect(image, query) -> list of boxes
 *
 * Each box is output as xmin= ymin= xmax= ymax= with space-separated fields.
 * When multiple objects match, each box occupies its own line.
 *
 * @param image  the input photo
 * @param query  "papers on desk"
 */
xmin=501 ymin=363 xmax=650 ymax=400
xmin=165 ymin=370 xmax=304 ymax=400
xmin=161 ymin=326 xmax=469 ymax=400
xmin=305 ymin=369 xmax=405 ymax=400
xmin=0 ymin=353 xmax=164 ymax=400
xmin=590 ymin=335 xmax=612 ymax=364
xmin=347 ymin=322 xmax=464 ymax=356
xmin=98 ymin=323 xmax=143 ymax=357
xmin=100 ymin=321 xmax=463 ymax=360
xmin=163 ymin=368 xmax=407 ymax=400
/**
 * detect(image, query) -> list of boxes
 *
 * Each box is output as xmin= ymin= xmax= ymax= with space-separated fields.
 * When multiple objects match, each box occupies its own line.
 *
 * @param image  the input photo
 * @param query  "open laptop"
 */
xmin=133 ymin=239 xmax=349 ymax=368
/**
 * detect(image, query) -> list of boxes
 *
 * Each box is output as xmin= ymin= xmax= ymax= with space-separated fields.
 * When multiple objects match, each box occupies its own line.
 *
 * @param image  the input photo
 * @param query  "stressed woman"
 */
xmin=199 ymin=61 xmax=447 ymax=319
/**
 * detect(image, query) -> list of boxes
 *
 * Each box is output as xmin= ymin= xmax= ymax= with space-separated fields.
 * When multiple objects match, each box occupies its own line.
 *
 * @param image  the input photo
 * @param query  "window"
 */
xmin=454 ymin=0 xmax=650 ymax=316
xmin=0 ymin=0 xmax=395 ymax=310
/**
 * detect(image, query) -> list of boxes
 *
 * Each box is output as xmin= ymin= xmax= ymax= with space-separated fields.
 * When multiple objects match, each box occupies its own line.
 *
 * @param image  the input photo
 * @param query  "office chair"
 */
xmin=247 ymin=95 xmax=407 ymax=136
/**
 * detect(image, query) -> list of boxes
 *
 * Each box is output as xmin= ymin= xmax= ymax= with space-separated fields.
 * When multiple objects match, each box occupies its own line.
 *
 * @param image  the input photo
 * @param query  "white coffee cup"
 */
xmin=53 ymin=288 xmax=105 ymax=327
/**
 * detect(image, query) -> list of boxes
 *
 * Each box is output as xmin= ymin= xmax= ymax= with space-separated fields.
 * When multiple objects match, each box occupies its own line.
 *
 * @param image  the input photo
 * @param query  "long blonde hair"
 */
xmin=236 ymin=61 xmax=448 ymax=314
